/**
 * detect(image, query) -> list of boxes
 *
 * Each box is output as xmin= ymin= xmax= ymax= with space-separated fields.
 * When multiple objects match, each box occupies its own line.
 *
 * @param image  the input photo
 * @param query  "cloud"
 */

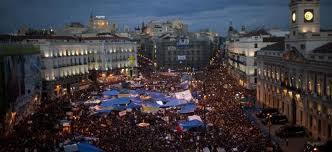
xmin=0 ymin=0 xmax=331 ymax=35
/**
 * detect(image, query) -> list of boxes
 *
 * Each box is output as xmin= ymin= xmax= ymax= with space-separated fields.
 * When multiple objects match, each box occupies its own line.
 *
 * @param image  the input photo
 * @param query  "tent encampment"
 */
xmin=179 ymin=103 xmax=196 ymax=114
xmin=161 ymin=98 xmax=187 ymax=108
xmin=100 ymin=97 xmax=130 ymax=107
xmin=102 ymin=90 xmax=119 ymax=97
xmin=64 ymin=143 xmax=103 ymax=152
xmin=179 ymin=119 xmax=204 ymax=130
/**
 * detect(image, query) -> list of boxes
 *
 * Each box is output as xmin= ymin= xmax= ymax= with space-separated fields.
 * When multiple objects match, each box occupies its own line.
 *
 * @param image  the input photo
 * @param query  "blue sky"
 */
xmin=0 ymin=0 xmax=332 ymax=35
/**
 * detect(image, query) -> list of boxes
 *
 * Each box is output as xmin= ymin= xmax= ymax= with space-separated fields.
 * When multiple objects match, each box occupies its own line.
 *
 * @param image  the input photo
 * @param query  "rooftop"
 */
xmin=240 ymin=29 xmax=270 ymax=37
xmin=312 ymin=42 xmax=332 ymax=54
xmin=263 ymin=37 xmax=285 ymax=42
xmin=260 ymin=41 xmax=285 ymax=52
xmin=0 ymin=44 xmax=40 ymax=56
xmin=0 ymin=34 xmax=130 ymax=42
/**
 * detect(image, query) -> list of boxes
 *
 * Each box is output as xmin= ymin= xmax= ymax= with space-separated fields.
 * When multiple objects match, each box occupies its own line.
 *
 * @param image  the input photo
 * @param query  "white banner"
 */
xmin=177 ymin=55 xmax=186 ymax=61
xmin=175 ymin=90 xmax=193 ymax=101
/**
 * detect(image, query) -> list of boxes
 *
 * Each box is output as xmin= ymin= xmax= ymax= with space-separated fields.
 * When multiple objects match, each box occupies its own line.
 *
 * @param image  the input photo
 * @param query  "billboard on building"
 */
xmin=177 ymin=55 xmax=186 ymax=61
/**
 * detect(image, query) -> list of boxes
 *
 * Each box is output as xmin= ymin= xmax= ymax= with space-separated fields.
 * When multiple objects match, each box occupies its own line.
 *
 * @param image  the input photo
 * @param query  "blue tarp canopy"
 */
xmin=127 ymin=102 xmax=142 ymax=109
xmin=161 ymin=98 xmax=187 ymax=107
xmin=102 ymin=90 xmax=119 ymax=96
xmin=147 ymin=92 xmax=166 ymax=100
xmin=128 ymin=89 xmax=146 ymax=95
xmin=179 ymin=120 xmax=204 ymax=130
xmin=179 ymin=103 xmax=197 ymax=114
xmin=119 ymin=89 xmax=130 ymax=94
xmin=100 ymin=97 xmax=130 ymax=107
xmin=143 ymin=101 xmax=160 ymax=108
xmin=77 ymin=143 xmax=103 ymax=152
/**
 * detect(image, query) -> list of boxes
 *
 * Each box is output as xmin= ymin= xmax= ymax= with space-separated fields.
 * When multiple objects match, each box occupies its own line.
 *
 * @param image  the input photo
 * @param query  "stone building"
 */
xmin=0 ymin=44 xmax=42 ymax=135
xmin=0 ymin=34 xmax=138 ymax=99
xmin=154 ymin=33 xmax=214 ymax=70
xmin=256 ymin=0 xmax=332 ymax=140
xmin=226 ymin=27 xmax=285 ymax=90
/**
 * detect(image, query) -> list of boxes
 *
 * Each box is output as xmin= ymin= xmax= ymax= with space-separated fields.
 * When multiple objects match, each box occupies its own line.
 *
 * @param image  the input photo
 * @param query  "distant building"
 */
xmin=0 ymin=44 xmax=41 ymax=136
xmin=0 ymin=34 xmax=138 ymax=98
xmin=55 ymin=15 xmax=118 ymax=36
xmin=143 ymin=20 xmax=188 ymax=37
xmin=138 ymin=19 xmax=218 ymax=71
xmin=226 ymin=27 xmax=285 ymax=89
xmin=154 ymin=33 xmax=214 ymax=70
xmin=256 ymin=0 xmax=332 ymax=141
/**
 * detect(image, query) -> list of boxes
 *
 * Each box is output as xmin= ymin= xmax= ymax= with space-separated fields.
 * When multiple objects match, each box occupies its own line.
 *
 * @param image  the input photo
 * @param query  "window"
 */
xmin=328 ymin=80 xmax=332 ymax=99
xmin=293 ymin=31 xmax=296 ymax=36
xmin=254 ymin=43 xmax=258 ymax=48
xmin=301 ymin=44 xmax=306 ymax=50
xmin=317 ymin=80 xmax=322 ymax=96
xmin=286 ymin=44 xmax=290 ymax=50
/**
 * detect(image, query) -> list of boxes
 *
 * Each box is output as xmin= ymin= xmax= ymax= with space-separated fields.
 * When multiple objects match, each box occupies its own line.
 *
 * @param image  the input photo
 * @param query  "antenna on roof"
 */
xmin=90 ymin=9 xmax=93 ymax=19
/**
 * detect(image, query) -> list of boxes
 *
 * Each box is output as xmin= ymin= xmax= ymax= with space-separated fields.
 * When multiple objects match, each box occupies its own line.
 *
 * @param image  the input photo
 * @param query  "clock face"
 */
xmin=292 ymin=12 xmax=296 ymax=22
xmin=304 ymin=11 xmax=314 ymax=22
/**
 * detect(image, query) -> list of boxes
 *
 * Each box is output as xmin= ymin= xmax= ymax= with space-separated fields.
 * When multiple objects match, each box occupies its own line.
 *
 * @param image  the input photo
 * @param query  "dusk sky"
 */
xmin=1 ymin=0 xmax=332 ymax=35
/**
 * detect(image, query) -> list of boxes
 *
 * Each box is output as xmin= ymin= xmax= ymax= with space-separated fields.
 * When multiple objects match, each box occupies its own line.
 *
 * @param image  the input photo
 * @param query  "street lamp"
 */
xmin=267 ymin=113 xmax=272 ymax=140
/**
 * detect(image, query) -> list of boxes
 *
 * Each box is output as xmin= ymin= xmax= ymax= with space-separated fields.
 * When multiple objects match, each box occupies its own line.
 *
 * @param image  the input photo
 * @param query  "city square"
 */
xmin=0 ymin=0 xmax=332 ymax=152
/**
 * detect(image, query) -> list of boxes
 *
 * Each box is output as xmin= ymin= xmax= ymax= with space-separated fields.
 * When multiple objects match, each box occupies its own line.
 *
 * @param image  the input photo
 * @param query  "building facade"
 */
xmin=0 ymin=34 xmax=138 ymax=99
xmin=226 ymin=28 xmax=284 ymax=90
xmin=0 ymin=44 xmax=42 ymax=135
xmin=154 ymin=33 xmax=215 ymax=70
xmin=138 ymin=20 xmax=219 ymax=71
xmin=257 ymin=0 xmax=332 ymax=141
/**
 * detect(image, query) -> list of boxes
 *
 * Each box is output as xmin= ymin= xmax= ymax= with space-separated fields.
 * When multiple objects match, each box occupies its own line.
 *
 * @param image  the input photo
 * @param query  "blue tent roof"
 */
xmin=161 ymin=98 xmax=187 ymax=107
xmin=77 ymin=143 xmax=103 ymax=152
xmin=143 ymin=101 xmax=160 ymax=108
xmin=119 ymin=89 xmax=130 ymax=94
xmin=147 ymin=92 xmax=166 ymax=100
xmin=127 ymin=102 xmax=142 ymax=109
xmin=179 ymin=103 xmax=197 ymax=114
xmin=111 ymin=104 xmax=127 ymax=111
xmin=103 ymin=90 xmax=119 ymax=96
xmin=179 ymin=120 xmax=204 ymax=130
xmin=100 ymin=97 xmax=130 ymax=107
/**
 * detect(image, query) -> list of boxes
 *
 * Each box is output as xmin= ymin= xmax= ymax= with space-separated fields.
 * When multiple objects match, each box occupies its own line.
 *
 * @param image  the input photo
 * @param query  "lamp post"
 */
xmin=267 ymin=113 xmax=272 ymax=140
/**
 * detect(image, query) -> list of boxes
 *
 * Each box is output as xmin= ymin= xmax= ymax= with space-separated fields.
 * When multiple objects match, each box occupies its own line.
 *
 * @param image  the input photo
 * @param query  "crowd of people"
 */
xmin=0 ymin=53 xmax=276 ymax=152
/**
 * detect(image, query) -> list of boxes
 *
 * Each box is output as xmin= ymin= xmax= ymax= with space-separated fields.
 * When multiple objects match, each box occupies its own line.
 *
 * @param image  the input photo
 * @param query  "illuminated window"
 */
xmin=308 ymin=80 xmax=312 ymax=92
xmin=327 ymin=80 xmax=332 ymax=99
xmin=317 ymin=80 xmax=321 ymax=96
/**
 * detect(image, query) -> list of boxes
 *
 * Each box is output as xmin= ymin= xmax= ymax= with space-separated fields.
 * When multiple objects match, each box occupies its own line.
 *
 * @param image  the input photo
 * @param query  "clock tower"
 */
xmin=290 ymin=0 xmax=320 ymax=34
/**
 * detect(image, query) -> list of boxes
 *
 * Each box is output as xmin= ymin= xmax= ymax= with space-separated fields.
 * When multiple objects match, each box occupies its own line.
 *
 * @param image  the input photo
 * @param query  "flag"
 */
xmin=119 ymin=110 xmax=127 ymax=117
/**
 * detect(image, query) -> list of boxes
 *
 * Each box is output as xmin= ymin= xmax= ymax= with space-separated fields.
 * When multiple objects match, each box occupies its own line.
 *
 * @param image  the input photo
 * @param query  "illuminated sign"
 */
xmin=177 ymin=55 xmax=186 ymax=61
xmin=95 ymin=16 xmax=106 ymax=19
